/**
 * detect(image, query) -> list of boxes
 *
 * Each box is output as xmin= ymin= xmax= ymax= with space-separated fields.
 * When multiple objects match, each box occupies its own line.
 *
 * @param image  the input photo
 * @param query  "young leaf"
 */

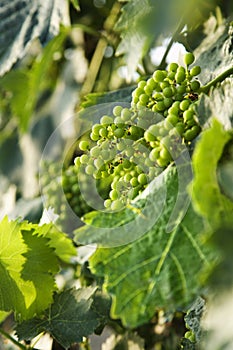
xmin=0 ymin=217 xmax=61 ymax=320
xmin=78 ymin=167 xmax=213 ymax=328
xmin=191 ymin=118 xmax=233 ymax=228
xmin=0 ymin=0 xmax=68 ymax=76
xmin=16 ymin=287 xmax=111 ymax=349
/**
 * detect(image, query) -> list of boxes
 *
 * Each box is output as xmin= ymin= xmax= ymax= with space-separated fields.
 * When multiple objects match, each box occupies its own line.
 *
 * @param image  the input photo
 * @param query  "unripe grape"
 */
xmin=85 ymin=164 xmax=95 ymax=175
xmin=100 ymin=115 xmax=113 ymax=125
xmin=138 ymin=80 xmax=147 ymax=89
xmin=130 ymin=177 xmax=139 ymax=187
xmin=183 ymin=109 xmax=194 ymax=122
xmin=190 ymin=80 xmax=201 ymax=92
xmin=111 ymin=199 xmax=124 ymax=211
xmin=79 ymin=140 xmax=89 ymax=151
xmin=104 ymin=199 xmax=112 ymax=208
xmin=113 ymin=105 xmax=123 ymax=117
xmin=180 ymin=99 xmax=190 ymax=111
xmin=153 ymin=70 xmax=167 ymax=82
xmin=90 ymin=132 xmax=99 ymax=141
xmin=109 ymin=189 xmax=119 ymax=200
xmin=149 ymin=148 xmax=160 ymax=162
xmin=157 ymin=157 xmax=169 ymax=167
xmin=184 ymin=52 xmax=195 ymax=66
xmin=163 ymin=87 xmax=173 ymax=98
xmin=121 ymin=108 xmax=132 ymax=121
xmin=163 ymin=97 xmax=173 ymax=108
xmin=168 ymin=62 xmax=179 ymax=72
xmin=166 ymin=114 xmax=179 ymax=126
xmin=114 ymin=128 xmax=125 ymax=138
xmin=90 ymin=146 xmax=100 ymax=157
xmin=99 ymin=127 xmax=108 ymax=138
xmin=190 ymin=65 xmax=201 ymax=76
xmin=80 ymin=154 xmax=89 ymax=164
xmin=138 ymin=173 xmax=147 ymax=185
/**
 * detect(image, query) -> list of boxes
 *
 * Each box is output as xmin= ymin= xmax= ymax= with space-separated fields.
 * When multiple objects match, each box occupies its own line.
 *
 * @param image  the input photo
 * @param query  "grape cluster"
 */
xmin=74 ymin=53 xmax=202 ymax=211
xmin=40 ymin=161 xmax=109 ymax=231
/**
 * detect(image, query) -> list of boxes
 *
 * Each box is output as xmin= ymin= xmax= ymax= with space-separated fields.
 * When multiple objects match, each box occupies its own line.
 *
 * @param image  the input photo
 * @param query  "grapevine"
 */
xmin=74 ymin=53 xmax=202 ymax=211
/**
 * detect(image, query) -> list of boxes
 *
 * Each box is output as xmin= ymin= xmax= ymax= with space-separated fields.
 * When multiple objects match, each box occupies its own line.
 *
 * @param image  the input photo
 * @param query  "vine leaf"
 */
xmin=76 ymin=167 xmax=213 ymax=328
xmin=0 ymin=29 xmax=68 ymax=132
xmin=0 ymin=217 xmax=76 ymax=320
xmin=0 ymin=0 xmax=68 ymax=76
xmin=191 ymin=118 xmax=233 ymax=228
xmin=16 ymin=287 xmax=111 ymax=349
xmin=115 ymin=0 xmax=219 ymax=79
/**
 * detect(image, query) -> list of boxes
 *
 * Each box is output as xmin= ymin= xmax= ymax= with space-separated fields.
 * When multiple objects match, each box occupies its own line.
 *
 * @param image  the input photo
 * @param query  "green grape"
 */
xmin=163 ymin=86 xmax=173 ymax=98
xmin=100 ymin=115 xmax=113 ymax=125
xmin=114 ymin=127 xmax=125 ymax=138
xmin=104 ymin=199 xmax=112 ymax=208
xmin=149 ymin=148 xmax=160 ymax=162
xmin=153 ymin=70 xmax=167 ymax=82
xmin=180 ymin=99 xmax=190 ymax=111
xmin=90 ymin=132 xmax=99 ymax=141
xmin=183 ymin=109 xmax=194 ymax=122
xmin=85 ymin=164 xmax=95 ymax=175
xmin=79 ymin=140 xmax=89 ymax=151
xmin=190 ymin=65 xmax=201 ymax=76
xmin=168 ymin=62 xmax=178 ymax=72
xmin=99 ymin=127 xmax=108 ymax=138
xmin=90 ymin=146 xmax=101 ymax=157
xmin=184 ymin=52 xmax=195 ymax=66
xmin=80 ymin=154 xmax=89 ymax=164
xmin=130 ymin=177 xmax=139 ymax=187
xmin=138 ymin=80 xmax=147 ymax=89
xmin=121 ymin=108 xmax=132 ymax=121
xmin=109 ymin=189 xmax=119 ymax=200
xmin=92 ymin=124 xmax=102 ymax=135
xmin=190 ymin=80 xmax=201 ymax=92
xmin=111 ymin=199 xmax=124 ymax=211
xmin=166 ymin=114 xmax=179 ymax=126
xmin=113 ymin=105 xmax=123 ymax=117
xmin=138 ymin=173 xmax=147 ymax=185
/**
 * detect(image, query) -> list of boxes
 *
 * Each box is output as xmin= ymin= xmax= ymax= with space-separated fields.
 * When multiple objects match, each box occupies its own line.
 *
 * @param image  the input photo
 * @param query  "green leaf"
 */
xmin=80 ymin=86 xmax=135 ymax=110
xmin=84 ymin=167 xmax=212 ymax=328
xmin=0 ymin=217 xmax=61 ymax=320
xmin=197 ymin=80 xmax=233 ymax=129
xmin=191 ymin=118 xmax=233 ymax=228
xmin=0 ymin=0 xmax=68 ymax=76
xmin=32 ymin=223 xmax=77 ymax=263
xmin=16 ymin=287 xmax=111 ymax=349
xmin=115 ymin=0 xmax=219 ymax=78
xmin=0 ymin=29 xmax=69 ymax=132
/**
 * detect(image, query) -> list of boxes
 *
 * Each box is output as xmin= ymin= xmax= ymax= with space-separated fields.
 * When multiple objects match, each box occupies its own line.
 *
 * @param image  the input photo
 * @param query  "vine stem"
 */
xmin=0 ymin=328 xmax=27 ymax=350
xmin=200 ymin=66 xmax=233 ymax=94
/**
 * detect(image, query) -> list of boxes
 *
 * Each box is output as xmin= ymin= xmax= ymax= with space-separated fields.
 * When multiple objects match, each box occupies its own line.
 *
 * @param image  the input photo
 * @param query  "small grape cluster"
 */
xmin=75 ymin=53 xmax=202 ymax=211
xmin=40 ymin=162 xmax=96 ymax=231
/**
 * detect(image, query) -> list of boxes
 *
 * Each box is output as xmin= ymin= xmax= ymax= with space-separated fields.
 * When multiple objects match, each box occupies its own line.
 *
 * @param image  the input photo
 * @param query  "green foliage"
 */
xmin=0 ymin=0 xmax=68 ymax=76
xmin=16 ymin=287 xmax=111 ymax=349
xmin=0 ymin=30 xmax=68 ymax=132
xmin=75 ymin=167 xmax=213 ymax=328
xmin=0 ymin=217 xmax=75 ymax=320
xmin=191 ymin=119 xmax=233 ymax=229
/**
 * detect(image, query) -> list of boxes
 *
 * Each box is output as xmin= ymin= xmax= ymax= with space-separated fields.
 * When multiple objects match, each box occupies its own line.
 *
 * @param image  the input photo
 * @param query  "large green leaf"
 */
xmin=0 ymin=217 xmax=71 ymax=320
xmin=16 ymin=287 xmax=111 ymax=349
xmin=191 ymin=118 xmax=233 ymax=228
xmin=0 ymin=0 xmax=68 ymax=76
xmin=78 ymin=167 xmax=212 ymax=328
